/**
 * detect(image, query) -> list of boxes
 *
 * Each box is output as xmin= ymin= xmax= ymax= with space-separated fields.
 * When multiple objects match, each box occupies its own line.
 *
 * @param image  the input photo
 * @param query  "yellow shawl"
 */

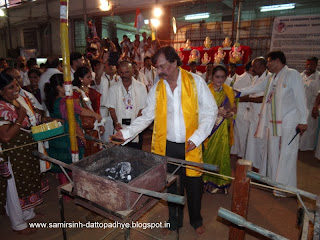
xmin=151 ymin=68 xmax=202 ymax=177
xmin=208 ymin=83 xmax=235 ymax=146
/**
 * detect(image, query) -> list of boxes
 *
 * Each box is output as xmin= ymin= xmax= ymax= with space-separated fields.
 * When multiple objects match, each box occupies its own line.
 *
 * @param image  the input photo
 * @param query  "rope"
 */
xmin=0 ymin=134 xmax=69 ymax=154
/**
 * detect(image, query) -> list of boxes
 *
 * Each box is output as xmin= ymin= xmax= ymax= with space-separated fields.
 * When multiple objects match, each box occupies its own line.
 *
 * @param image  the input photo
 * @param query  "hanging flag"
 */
xmin=134 ymin=8 xmax=144 ymax=32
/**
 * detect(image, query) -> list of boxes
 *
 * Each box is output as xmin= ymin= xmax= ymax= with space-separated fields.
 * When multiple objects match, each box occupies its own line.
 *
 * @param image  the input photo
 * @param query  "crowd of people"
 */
xmin=0 ymin=34 xmax=319 ymax=236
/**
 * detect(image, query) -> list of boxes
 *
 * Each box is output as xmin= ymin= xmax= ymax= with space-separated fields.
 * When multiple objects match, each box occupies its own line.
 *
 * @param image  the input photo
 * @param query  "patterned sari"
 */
xmin=203 ymin=88 xmax=232 ymax=191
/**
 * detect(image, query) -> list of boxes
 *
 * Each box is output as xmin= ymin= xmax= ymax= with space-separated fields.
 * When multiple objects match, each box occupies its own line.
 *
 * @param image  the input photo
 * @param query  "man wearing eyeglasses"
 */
xmin=111 ymin=46 xmax=217 ymax=236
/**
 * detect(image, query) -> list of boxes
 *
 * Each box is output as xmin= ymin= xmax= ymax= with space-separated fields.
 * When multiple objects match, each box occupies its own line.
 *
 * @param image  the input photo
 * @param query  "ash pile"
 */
xmin=105 ymin=162 xmax=132 ymax=183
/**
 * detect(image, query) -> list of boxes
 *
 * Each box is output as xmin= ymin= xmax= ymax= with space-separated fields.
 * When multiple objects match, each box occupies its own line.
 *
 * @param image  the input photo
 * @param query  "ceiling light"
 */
xmin=99 ymin=0 xmax=111 ymax=11
xmin=151 ymin=18 xmax=160 ymax=28
xmin=184 ymin=12 xmax=210 ymax=20
xmin=144 ymin=19 xmax=149 ymax=24
xmin=260 ymin=3 xmax=295 ymax=12
xmin=153 ymin=7 xmax=162 ymax=17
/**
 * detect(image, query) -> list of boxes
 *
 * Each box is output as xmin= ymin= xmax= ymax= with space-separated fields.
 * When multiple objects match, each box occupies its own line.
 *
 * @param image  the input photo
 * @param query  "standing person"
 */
xmin=23 ymin=69 xmax=42 ymax=104
xmin=201 ymin=62 xmax=214 ymax=84
xmin=203 ymin=65 xmax=236 ymax=194
xmin=226 ymin=63 xmax=238 ymax=87
xmin=38 ymin=56 xmax=62 ymax=105
xmin=70 ymin=52 xmax=85 ymax=81
xmin=235 ymin=51 xmax=308 ymax=196
xmin=111 ymin=46 xmax=217 ymax=235
xmin=132 ymin=61 xmax=148 ymax=87
xmin=107 ymin=61 xmax=147 ymax=149
xmin=230 ymin=61 xmax=254 ymax=159
xmin=16 ymin=56 xmax=29 ymax=86
xmin=72 ymin=66 xmax=105 ymax=156
xmin=243 ymin=57 xmax=271 ymax=174
xmin=140 ymin=56 xmax=156 ymax=91
xmin=189 ymin=61 xmax=202 ymax=76
xmin=0 ymin=73 xmax=49 ymax=234
xmin=299 ymin=57 xmax=320 ymax=151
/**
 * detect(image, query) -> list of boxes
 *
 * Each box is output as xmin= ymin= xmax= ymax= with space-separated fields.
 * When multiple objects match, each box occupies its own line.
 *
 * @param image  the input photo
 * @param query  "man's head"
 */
xmin=189 ymin=61 xmax=197 ymax=73
xmin=3 ymin=67 xmax=23 ymax=87
xmin=266 ymin=51 xmax=286 ymax=74
xmin=118 ymin=61 xmax=133 ymax=83
xmin=144 ymin=56 xmax=152 ymax=69
xmin=305 ymin=57 xmax=318 ymax=76
xmin=46 ymin=56 xmax=60 ymax=69
xmin=142 ymin=32 xmax=147 ymax=39
xmin=70 ymin=52 xmax=84 ymax=70
xmin=152 ymin=46 xmax=180 ymax=81
xmin=252 ymin=57 xmax=267 ymax=77
xmin=245 ymin=61 xmax=253 ymax=75
xmin=90 ymin=59 xmax=101 ymax=73
xmin=0 ymin=58 xmax=8 ymax=69
xmin=228 ymin=63 xmax=237 ymax=77
xmin=143 ymin=44 xmax=149 ymax=53
xmin=17 ymin=56 xmax=26 ymax=66
xmin=131 ymin=61 xmax=139 ymax=74
xmin=135 ymin=34 xmax=140 ymax=41
xmin=206 ymin=62 xmax=213 ymax=73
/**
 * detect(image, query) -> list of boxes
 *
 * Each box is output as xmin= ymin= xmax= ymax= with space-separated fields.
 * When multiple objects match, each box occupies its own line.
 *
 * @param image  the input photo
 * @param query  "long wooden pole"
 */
xmin=60 ymin=0 xmax=79 ymax=162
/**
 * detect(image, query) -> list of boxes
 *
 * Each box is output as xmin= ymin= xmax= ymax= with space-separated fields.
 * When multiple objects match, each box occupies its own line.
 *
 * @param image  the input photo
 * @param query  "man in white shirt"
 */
xmin=107 ymin=61 xmax=147 ymax=149
xmin=70 ymin=52 xmax=85 ymax=81
xmin=111 ymin=46 xmax=217 ymax=235
xmin=38 ymin=57 xmax=62 ymax=105
xmin=132 ymin=61 xmax=148 ymax=87
xmin=201 ymin=62 xmax=213 ymax=84
xmin=230 ymin=61 xmax=254 ymax=158
xmin=227 ymin=63 xmax=239 ymax=87
xmin=299 ymin=57 xmax=320 ymax=151
xmin=241 ymin=57 xmax=270 ymax=174
xmin=140 ymin=56 xmax=157 ymax=91
xmin=189 ymin=61 xmax=202 ymax=76
xmin=16 ymin=56 xmax=30 ymax=86
xmin=235 ymin=51 xmax=308 ymax=196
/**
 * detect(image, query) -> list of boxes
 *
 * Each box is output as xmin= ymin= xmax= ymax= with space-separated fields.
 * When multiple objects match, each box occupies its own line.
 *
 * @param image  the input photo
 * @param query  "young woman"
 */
xmin=44 ymin=74 xmax=85 ymax=185
xmin=203 ymin=65 xmax=236 ymax=194
xmin=72 ymin=66 xmax=104 ymax=156
xmin=0 ymin=73 xmax=49 ymax=234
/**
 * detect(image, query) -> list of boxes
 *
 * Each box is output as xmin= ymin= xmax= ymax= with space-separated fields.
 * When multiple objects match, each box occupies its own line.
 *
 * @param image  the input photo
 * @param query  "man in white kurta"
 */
xmin=243 ymin=58 xmax=271 ymax=175
xmin=106 ymin=61 xmax=147 ymax=149
xmin=230 ymin=62 xmax=254 ymax=158
xmin=236 ymin=51 xmax=308 ymax=195
xmin=111 ymin=46 xmax=217 ymax=235
xmin=140 ymin=56 xmax=157 ymax=91
xmin=299 ymin=57 xmax=320 ymax=151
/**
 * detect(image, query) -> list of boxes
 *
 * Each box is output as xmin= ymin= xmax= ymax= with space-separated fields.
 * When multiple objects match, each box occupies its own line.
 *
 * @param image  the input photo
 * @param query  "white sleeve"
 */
xmin=138 ymin=83 xmax=148 ymax=110
xmin=291 ymin=70 xmax=308 ymax=124
xmin=188 ymin=76 xmax=218 ymax=147
xmin=236 ymin=76 xmax=269 ymax=96
xmin=106 ymin=85 xmax=116 ymax=109
xmin=121 ymin=85 xmax=156 ymax=140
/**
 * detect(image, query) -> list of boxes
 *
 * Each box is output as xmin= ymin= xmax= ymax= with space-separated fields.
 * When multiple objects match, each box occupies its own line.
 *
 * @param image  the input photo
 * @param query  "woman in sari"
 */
xmin=44 ymin=74 xmax=86 ymax=185
xmin=0 ymin=73 xmax=49 ymax=234
xmin=203 ymin=65 xmax=236 ymax=194
xmin=72 ymin=66 xmax=104 ymax=156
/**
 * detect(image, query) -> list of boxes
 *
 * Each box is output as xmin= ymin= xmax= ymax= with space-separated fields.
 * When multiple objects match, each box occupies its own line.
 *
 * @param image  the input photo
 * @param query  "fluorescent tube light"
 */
xmin=260 ymin=3 xmax=295 ymax=12
xmin=185 ymin=12 xmax=210 ymax=20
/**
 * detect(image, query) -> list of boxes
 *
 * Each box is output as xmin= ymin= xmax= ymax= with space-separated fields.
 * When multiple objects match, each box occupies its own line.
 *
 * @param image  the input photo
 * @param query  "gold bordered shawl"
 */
xmin=151 ymin=68 xmax=202 ymax=177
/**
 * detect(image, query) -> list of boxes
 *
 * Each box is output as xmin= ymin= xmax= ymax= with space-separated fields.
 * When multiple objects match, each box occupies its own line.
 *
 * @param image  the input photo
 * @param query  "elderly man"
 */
xmin=107 ymin=61 xmax=147 ymax=149
xmin=140 ymin=56 xmax=157 ymax=91
xmin=241 ymin=57 xmax=271 ymax=174
xmin=235 ymin=51 xmax=308 ymax=196
xmin=112 ymin=46 xmax=217 ymax=235
xmin=299 ymin=57 xmax=320 ymax=151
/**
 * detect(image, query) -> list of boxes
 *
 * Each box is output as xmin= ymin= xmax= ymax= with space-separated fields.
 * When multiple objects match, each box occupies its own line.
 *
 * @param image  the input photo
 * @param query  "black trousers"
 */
xmin=166 ymin=141 xmax=203 ymax=230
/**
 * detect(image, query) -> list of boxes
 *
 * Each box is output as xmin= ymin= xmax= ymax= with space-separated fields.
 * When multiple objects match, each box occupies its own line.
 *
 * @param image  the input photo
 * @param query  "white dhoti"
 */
xmin=245 ymin=120 xmax=267 ymax=175
xmin=230 ymin=103 xmax=250 ymax=157
xmin=100 ymin=107 xmax=114 ymax=143
xmin=5 ymin=161 xmax=35 ymax=231
xmin=267 ymin=126 xmax=299 ymax=188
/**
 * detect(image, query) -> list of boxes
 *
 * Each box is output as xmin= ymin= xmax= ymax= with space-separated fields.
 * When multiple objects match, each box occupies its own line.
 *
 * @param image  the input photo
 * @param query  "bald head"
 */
xmin=252 ymin=57 xmax=267 ymax=77
xmin=118 ymin=61 xmax=133 ymax=83
xmin=46 ymin=56 xmax=60 ymax=68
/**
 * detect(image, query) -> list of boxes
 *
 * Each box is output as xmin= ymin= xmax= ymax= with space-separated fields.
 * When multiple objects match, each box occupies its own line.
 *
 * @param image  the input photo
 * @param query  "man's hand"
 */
xmin=109 ymin=131 xmax=125 ymax=145
xmin=297 ymin=124 xmax=308 ymax=135
xmin=114 ymin=122 xmax=122 ymax=131
xmin=186 ymin=140 xmax=196 ymax=153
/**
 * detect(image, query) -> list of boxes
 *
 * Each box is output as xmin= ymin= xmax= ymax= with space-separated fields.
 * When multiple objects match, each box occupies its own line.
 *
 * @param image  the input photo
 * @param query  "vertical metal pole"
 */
xmin=229 ymin=159 xmax=252 ymax=240
xmin=231 ymin=0 xmax=237 ymax=43
xmin=60 ymin=0 xmax=79 ymax=162
xmin=4 ymin=0 xmax=12 ymax=51
xmin=235 ymin=1 xmax=242 ymax=43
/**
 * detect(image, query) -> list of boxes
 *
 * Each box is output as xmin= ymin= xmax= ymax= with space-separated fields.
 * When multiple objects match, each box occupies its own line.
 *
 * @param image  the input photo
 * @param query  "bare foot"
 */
xmin=195 ymin=225 xmax=206 ymax=235
xmin=14 ymin=227 xmax=36 ymax=235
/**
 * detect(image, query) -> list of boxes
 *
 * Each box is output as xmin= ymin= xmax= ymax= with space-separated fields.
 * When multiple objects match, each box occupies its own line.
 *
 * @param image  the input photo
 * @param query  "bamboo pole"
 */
xmin=60 ymin=0 xmax=79 ymax=162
